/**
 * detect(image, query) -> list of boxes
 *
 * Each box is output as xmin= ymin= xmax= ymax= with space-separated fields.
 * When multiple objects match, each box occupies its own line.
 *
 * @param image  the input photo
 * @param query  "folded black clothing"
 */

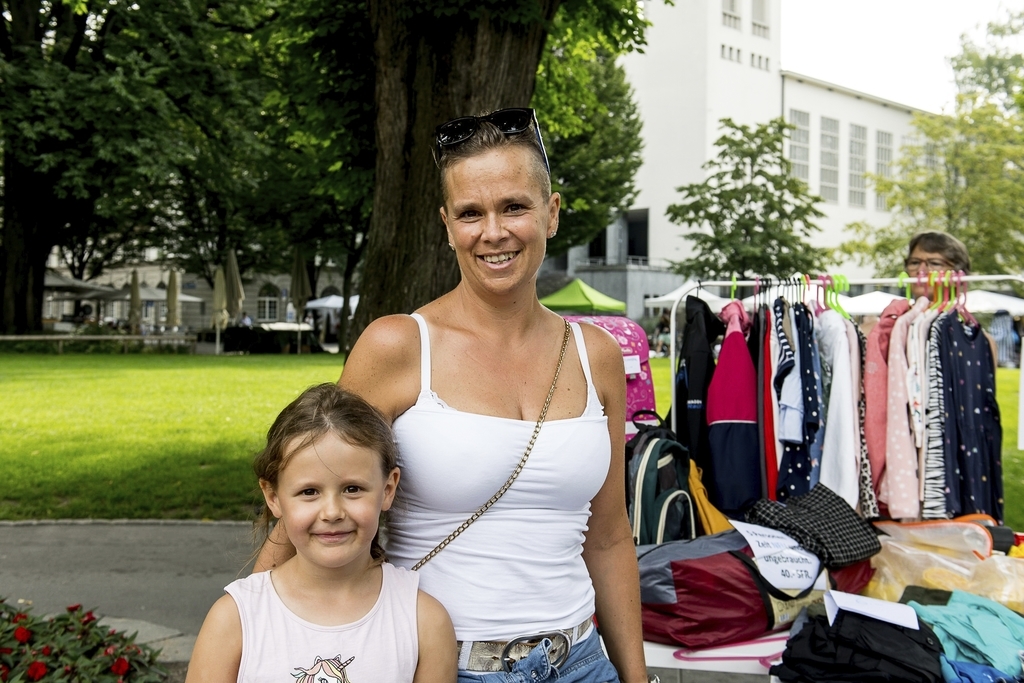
xmin=899 ymin=586 xmax=952 ymax=607
xmin=770 ymin=610 xmax=943 ymax=683
xmin=746 ymin=483 xmax=881 ymax=568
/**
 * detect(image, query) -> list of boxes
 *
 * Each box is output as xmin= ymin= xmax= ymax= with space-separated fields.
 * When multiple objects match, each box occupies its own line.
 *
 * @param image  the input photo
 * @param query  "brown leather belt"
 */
xmin=458 ymin=617 xmax=593 ymax=672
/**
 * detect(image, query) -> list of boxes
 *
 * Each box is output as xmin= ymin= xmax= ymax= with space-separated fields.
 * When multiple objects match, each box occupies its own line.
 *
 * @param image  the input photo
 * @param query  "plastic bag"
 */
xmin=865 ymin=519 xmax=1024 ymax=613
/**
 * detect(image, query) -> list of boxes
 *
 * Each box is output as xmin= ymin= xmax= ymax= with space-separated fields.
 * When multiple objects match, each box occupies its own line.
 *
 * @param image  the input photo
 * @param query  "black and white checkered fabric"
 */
xmin=745 ymin=484 xmax=881 ymax=568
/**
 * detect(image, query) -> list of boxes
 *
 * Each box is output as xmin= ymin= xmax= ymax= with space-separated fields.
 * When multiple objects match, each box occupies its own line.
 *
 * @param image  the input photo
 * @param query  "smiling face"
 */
xmin=440 ymin=146 xmax=559 ymax=300
xmin=260 ymin=432 xmax=399 ymax=573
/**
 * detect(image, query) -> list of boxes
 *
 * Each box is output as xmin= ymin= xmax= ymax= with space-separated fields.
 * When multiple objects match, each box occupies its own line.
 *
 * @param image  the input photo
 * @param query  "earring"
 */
xmin=448 ymin=243 xmax=454 ymax=251
xmin=548 ymin=232 xmax=556 ymax=239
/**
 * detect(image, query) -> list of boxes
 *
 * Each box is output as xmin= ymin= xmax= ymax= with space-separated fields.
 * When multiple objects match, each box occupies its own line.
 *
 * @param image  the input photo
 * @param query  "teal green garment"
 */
xmin=909 ymin=590 xmax=1024 ymax=677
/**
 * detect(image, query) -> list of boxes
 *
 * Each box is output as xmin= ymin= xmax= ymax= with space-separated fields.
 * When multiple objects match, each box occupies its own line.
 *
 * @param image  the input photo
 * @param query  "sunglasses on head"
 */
xmin=432 ymin=107 xmax=550 ymax=174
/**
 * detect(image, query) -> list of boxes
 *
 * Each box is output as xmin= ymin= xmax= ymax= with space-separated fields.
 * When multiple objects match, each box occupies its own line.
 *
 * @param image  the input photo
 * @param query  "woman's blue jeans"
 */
xmin=457 ymin=630 xmax=621 ymax=683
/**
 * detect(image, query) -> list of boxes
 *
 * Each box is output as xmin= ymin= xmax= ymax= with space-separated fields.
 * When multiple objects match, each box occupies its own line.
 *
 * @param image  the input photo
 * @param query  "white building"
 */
xmin=558 ymin=0 xmax=923 ymax=317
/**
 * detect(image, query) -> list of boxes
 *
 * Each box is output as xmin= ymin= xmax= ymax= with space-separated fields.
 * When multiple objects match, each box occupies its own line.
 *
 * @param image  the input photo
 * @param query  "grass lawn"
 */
xmin=1 ymin=354 xmax=1020 ymax=528
xmin=1 ymin=354 xmax=343 ymax=519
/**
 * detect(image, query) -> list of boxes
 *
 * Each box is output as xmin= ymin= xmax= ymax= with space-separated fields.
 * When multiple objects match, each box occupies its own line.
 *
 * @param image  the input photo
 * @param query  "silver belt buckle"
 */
xmin=500 ymin=631 xmax=571 ymax=672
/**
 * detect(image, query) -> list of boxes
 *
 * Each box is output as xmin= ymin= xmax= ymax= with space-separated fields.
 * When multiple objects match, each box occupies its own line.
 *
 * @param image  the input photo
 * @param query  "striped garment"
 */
xmin=856 ymin=325 xmax=880 ymax=518
xmin=921 ymin=312 xmax=949 ymax=519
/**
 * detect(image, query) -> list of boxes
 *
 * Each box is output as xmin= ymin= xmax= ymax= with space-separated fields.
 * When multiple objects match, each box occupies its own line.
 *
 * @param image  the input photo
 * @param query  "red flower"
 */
xmin=0 ymin=648 xmax=10 ymax=654
xmin=0 ymin=664 xmax=8 ymax=682
xmin=110 ymin=657 xmax=130 ymax=676
xmin=13 ymin=627 xmax=31 ymax=643
xmin=41 ymin=646 xmax=51 ymax=656
xmin=12 ymin=614 xmax=27 ymax=623
xmin=81 ymin=611 xmax=96 ymax=625
xmin=104 ymin=645 xmax=116 ymax=656
xmin=26 ymin=661 xmax=47 ymax=682
xmin=66 ymin=604 xmax=81 ymax=612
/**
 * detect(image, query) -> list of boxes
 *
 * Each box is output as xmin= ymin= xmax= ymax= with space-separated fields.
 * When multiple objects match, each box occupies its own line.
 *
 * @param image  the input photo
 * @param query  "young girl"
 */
xmin=186 ymin=383 xmax=457 ymax=683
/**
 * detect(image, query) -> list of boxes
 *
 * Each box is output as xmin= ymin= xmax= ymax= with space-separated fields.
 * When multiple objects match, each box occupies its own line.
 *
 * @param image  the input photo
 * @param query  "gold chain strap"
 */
xmin=411 ymin=319 xmax=572 ymax=571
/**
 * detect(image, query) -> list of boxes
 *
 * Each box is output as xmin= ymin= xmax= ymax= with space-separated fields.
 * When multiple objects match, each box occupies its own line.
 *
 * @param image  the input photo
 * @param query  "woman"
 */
xmin=903 ymin=231 xmax=996 ymax=361
xmin=257 ymin=109 xmax=648 ymax=682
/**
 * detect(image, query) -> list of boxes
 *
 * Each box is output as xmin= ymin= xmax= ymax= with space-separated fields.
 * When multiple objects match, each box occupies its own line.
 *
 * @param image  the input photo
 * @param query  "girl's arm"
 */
xmin=579 ymin=324 xmax=648 ymax=683
xmin=185 ymin=595 xmax=242 ymax=683
xmin=413 ymin=590 xmax=458 ymax=683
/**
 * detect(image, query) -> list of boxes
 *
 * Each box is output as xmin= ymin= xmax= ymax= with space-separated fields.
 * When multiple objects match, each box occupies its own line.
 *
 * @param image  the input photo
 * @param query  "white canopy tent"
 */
xmin=304 ymin=294 xmax=359 ymax=312
xmin=965 ymin=290 xmax=1024 ymax=315
xmin=644 ymin=281 xmax=729 ymax=313
xmin=842 ymin=290 xmax=903 ymax=316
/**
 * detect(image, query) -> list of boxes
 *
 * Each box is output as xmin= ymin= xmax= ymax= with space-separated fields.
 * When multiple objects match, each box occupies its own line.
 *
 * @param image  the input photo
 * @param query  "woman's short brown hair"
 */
xmin=437 ymin=120 xmax=551 ymax=204
xmin=907 ymin=231 xmax=971 ymax=273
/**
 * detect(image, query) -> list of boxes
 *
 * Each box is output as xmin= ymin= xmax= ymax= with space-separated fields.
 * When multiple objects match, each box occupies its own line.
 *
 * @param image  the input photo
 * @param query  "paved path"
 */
xmin=0 ymin=520 xmax=253 ymax=662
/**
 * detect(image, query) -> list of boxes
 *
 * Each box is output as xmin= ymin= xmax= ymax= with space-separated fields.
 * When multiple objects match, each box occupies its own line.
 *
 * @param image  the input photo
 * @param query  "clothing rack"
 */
xmin=666 ymin=274 xmax=1024 ymax=444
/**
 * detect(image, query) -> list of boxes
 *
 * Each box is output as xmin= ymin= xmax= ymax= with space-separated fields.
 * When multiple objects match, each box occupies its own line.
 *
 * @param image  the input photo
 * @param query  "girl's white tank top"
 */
xmin=388 ymin=313 xmax=611 ymax=641
xmin=225 ymin=563 xmax=419 ymax=682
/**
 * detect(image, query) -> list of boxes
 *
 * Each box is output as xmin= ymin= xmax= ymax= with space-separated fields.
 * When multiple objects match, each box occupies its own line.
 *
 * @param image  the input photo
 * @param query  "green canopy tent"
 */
xmin=539 ymin=279 xmax=626 ymax=314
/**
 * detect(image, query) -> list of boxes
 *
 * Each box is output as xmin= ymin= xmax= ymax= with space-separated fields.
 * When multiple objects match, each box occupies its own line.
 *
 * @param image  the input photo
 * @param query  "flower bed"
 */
xmin=0 ymin=600 xmax=164 ymax=682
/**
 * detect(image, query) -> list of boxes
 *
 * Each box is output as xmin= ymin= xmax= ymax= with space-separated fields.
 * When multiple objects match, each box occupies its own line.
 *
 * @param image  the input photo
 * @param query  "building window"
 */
xmin=752 ymin=0 xmax=769 ymax=37
xmin=722 ymin=0 xmax=741 ymax=29
xmin=849 ymin=124 xmax=867 ymax=207
xmin=627 ymin=209 xmax=649 ymax=262
xmin=587 ymin=231 xmax=606 ymax=264
xmin=820 ymin=117 xmax=840 ymax=203
xmin=876 ymin=130 xmax=893 ymax=210
xmin=257 ymin=283 xmax=280 ymax=321
xmin=788 ymin=109 xmax=810 ymax=181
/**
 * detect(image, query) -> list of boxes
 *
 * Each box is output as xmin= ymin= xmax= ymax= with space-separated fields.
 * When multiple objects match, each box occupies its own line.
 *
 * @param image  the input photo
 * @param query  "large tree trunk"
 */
xmin=351 ymin=2 xmax=560 ymax=344
xmin=2 ymin=149 xmax=55 ymax=334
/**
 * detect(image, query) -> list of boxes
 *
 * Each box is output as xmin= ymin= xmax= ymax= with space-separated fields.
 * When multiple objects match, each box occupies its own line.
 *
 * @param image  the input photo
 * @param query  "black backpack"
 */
xmin=625 ymin=410 xmax=697 ymax=545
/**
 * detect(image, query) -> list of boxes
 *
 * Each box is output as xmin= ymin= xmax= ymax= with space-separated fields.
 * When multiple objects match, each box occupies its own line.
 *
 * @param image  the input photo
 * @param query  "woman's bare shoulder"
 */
xmin=576 ymin=321 xmax=625 ymax=372
xmin=339 ymin=314 xmax=422 ymax=420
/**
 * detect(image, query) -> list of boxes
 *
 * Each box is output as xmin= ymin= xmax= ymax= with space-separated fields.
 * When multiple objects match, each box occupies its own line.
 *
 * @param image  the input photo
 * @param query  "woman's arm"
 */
xmin=185 ymin=595 xmax=242 ymax=683
xmin=579 ymin=324 xmax=648 ymax=683
xmin=413 ymin=590 xmax=458 ymax=683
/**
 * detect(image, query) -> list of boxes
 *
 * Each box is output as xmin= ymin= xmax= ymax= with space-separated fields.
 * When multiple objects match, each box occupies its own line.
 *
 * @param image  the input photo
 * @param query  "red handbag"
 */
xmin=638 ymin=530 xmax=873 ymax=648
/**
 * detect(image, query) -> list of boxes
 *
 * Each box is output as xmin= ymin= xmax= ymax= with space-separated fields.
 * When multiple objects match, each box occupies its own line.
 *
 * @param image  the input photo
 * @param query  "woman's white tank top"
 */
xmin=225 ymin=563 xmax=419 ymax=682
xmin=388 ymin=313 xmax=611 ymax=641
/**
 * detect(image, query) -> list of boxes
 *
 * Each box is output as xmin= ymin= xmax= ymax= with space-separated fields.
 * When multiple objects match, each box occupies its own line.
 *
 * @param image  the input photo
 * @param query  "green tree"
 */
xmin=533 ymin=16 xmax=643 ymax=257
xmin=0 ymin=0 xmax=276 ymax=333
xmin=842 ymin=12 xmax=1024 ymax=277
xmin=667 ymin=117 xmax=830 ymax=280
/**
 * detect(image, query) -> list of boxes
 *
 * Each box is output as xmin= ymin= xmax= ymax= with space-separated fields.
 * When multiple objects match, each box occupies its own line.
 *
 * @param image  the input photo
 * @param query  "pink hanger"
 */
xmin=955 ymin=271 xmax=979 ymax=327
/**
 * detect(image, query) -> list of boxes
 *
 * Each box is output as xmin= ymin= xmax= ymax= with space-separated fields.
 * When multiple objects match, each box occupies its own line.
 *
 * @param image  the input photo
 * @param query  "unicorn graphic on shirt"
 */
xmin=292 ymin=655 xmax=355 ymax=683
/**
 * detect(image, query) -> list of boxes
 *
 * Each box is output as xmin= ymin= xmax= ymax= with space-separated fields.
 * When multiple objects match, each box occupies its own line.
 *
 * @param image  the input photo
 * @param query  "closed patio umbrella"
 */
xmin=166 ymin=270 xmax=181 ymax=331
xmin=128 ymin=270 xmax=142 ymax=334
xmin=290 ymin=249 xmax=313 ymax=354
xmin=224 ymin=250 xmax=245 ymax=323
xmin=212 ymin=266 xmax=229 ymax=355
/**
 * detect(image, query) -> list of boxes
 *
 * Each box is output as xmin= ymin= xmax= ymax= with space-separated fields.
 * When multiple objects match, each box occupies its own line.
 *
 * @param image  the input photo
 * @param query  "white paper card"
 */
xmin=824 ymin=590 xmax=919 ymax=630
xmin=623 ymin=354 xmax=642 ymax=375
xmin=731 ymin=521 xmax=822 ymax=591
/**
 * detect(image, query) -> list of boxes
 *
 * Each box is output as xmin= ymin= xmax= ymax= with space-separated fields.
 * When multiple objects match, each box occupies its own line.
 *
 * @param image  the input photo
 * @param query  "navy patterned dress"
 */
xmin=938 ymin=316 xmax=1003 ymax=521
